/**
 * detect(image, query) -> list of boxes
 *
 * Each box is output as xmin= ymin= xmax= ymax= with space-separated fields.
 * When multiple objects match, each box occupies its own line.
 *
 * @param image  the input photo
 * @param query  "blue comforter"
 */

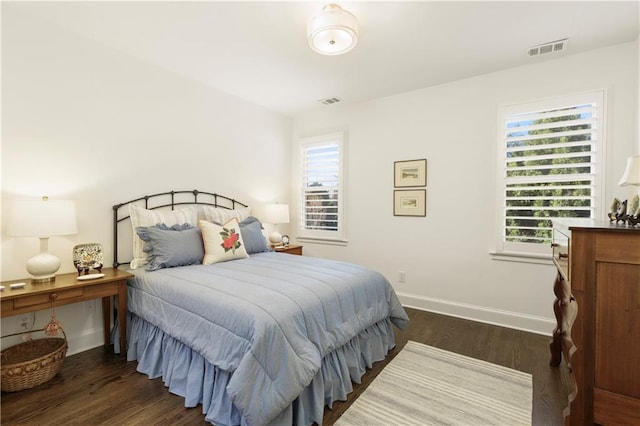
xmin=127 ymin=252 xmax=408 ymax=425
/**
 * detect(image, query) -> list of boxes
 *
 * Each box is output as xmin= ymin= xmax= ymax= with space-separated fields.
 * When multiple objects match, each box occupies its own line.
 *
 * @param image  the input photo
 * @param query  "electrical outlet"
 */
xmin=398 ymin=271 xmax=406 ymax=283
xmin=16 ymin=313 xmax=35 ymax=332
xmin=85 ymin=299 xmax=99 ymax=314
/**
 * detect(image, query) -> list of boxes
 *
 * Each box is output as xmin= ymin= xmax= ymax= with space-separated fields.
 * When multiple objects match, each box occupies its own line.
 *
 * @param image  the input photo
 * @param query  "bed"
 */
xmin=112 ymin=190 xmax=409 ymax=426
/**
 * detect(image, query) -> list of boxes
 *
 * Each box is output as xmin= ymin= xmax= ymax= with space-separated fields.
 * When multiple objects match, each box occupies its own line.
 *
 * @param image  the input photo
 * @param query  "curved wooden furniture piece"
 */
xmin=549 ymin=271 xmax=579 ymax=420
xmin=550 ymin=221 xmax=640 ymax=426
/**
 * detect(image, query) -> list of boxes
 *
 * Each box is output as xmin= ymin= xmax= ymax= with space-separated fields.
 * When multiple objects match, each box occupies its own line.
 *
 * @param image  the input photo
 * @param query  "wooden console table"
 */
xmin=551 ymin=220 xmax=640 ymax=425
xmin=1 ymin=268 xmax=132 ymax=353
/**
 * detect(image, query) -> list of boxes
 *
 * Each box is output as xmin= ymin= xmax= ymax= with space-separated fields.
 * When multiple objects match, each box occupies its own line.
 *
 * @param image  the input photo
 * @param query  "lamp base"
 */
xmin=269 ymin=231 xmax=283 ymax=246
xmin=26 ymin=252 xmax=60 ymax=283
xmin=31 ymin=276 xmax=56 ymax=283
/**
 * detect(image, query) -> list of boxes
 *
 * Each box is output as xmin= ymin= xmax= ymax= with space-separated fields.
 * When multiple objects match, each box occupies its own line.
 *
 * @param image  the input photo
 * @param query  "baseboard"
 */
xmin=66 ymin=327 xmax=105 ymax=356
xmin=397 ymin=292 xmax=554 ymax=336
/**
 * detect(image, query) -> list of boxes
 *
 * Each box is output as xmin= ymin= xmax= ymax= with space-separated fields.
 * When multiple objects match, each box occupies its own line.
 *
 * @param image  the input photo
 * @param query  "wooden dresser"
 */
xmin=551 ymin=220 xmax=640 ymax=425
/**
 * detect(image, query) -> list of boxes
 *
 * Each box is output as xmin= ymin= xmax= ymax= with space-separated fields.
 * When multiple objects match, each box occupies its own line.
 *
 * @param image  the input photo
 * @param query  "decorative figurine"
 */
xmin=608 ymin=198 xmax=620 ymax=222
xmin=608 ymin=198 xmax=628 ymax=224
xmin=73 ymin=243 xmax=104 ymax=276
xmin=627 ymin=195 xmax=640 ymax=227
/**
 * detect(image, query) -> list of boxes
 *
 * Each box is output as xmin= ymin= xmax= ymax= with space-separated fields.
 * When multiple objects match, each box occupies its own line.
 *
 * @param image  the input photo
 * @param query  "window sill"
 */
xmin=296 ymin=237 xmax=348 ymax=247
xmin=490 ymin=250 xmax=553 ymax=265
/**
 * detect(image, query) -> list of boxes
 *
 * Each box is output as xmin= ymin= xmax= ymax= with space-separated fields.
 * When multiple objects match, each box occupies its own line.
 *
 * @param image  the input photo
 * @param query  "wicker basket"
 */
xmin=1 ymin=328 xmax=67 ymax=392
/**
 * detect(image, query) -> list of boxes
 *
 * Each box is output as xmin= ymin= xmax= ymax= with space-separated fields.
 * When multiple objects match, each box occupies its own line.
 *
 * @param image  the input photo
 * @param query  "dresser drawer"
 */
xmin=595 ymin=232 xmax=640 ymax=264
xmin=12 ymin=288 xmax=84 ymax=309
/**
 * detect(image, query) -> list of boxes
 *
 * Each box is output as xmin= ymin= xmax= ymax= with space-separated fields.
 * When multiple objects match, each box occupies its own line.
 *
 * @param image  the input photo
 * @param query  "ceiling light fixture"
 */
xmin=307 ymin=3 xmax=359 ymax=56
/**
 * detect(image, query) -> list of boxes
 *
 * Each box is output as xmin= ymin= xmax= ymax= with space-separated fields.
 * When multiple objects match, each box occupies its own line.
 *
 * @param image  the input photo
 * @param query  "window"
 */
xmin=298 ymin=132 xmax=346 ymax=243
xmin=496 ymin=90 xmax=605 ymax=257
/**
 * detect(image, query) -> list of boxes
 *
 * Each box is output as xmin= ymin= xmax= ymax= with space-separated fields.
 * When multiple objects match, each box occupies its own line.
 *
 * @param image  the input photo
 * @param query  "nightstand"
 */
xmin=0 ymin=268 xmax=133 ymax=353
xmin=274 ymin=244 xmax=303 ymax=255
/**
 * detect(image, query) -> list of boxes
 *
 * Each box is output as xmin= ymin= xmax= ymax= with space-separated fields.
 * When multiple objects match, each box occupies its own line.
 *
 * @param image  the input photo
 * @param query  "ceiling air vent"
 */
xmin=528 ymin=38 xmax=568 ymax=57
xmin=318 ymin=97 xmax=342 ymax=105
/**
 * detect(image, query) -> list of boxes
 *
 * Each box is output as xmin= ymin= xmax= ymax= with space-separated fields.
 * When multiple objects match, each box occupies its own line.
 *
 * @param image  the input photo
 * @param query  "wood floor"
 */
xmin=1 ymin=308 xmax=569 ymax=425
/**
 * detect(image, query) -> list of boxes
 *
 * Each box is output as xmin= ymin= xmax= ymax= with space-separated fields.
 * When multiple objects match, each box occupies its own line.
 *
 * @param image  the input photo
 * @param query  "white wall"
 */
xmin=292 ymin=41 xmax=639 ymax=335
xmin=2 ymin=7 xmax=637 ymax=356
xmin=1 ymin=9 xmax=292 ymax=353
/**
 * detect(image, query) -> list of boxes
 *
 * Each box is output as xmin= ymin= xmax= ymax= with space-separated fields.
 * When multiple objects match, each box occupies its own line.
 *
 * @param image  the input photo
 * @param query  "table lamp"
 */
xmin=263 ymin=203 xmax=289 ymax=246
xmin=619 ymin=155 xmax=640 ymax=193
xmin=7 ymin=196 xmax=78 ymax=282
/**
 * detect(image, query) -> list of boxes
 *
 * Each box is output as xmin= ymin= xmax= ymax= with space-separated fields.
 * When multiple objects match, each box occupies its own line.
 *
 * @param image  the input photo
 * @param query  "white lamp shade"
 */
xmin=619 ymin=155 xmax=640 ymax=186
xmin=7 ymin=197 xmax=78 ymax=237
xmin=307 ymin=3 xmax=359 ymax=55
xmin=263 ymin=203 xmax=290 ymax=224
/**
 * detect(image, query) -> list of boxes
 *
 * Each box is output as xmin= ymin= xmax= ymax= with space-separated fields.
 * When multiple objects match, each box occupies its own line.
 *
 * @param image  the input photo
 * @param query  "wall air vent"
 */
xmin=318 ymin=97 xmax=342 ymax=105
xmin=528 ymin=38 xmax=568 ymax=57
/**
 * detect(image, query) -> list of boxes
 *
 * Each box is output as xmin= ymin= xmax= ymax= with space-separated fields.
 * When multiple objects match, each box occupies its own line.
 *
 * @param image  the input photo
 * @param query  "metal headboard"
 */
xmin=112 ymin=190 xmax=248 ymax=268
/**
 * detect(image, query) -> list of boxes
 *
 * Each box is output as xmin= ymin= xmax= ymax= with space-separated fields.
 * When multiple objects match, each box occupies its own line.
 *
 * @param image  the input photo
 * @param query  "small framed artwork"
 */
xmin=394 ymin=190 xmax=426 ymax=217
xmin=394 ymin=159 xmax=427 ymax=187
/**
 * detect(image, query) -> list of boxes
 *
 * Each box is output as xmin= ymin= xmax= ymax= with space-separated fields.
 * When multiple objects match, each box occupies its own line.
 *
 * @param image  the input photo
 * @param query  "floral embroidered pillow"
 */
xmin=199 ymin=218 xmax=249 ymax=265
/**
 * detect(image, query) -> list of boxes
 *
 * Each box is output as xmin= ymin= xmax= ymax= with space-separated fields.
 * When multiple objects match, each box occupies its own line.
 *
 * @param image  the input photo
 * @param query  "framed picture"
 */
xmin=394 ymin=159 xmax=427 ymax=188
xmin=394 ymin=190 xmax=426 ymax=217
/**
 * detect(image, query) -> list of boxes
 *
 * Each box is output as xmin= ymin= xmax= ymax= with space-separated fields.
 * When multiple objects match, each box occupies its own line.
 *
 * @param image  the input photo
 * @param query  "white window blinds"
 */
xmin=498 ymin=91 xmax=605 ymax=255
xmin=299 ymin=132 xmax=346 ymax=241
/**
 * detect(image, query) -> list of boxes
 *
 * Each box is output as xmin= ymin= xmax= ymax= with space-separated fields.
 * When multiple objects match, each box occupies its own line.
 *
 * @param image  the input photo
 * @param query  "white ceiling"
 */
xmin=7 ymin=1 xmax=639 ymax=116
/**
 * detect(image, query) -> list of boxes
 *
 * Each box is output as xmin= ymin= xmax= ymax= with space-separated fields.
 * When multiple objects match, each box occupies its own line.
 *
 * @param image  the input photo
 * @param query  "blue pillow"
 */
xmin=136 ymin=223 xmax=204 ymax=271
xmin=239 ymin=217 xmax=272 ymax=255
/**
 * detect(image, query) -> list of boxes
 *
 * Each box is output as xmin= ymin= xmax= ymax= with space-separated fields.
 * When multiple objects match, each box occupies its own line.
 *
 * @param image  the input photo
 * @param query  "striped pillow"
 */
xmin=201 ymin=205 xmax=251 ymax=224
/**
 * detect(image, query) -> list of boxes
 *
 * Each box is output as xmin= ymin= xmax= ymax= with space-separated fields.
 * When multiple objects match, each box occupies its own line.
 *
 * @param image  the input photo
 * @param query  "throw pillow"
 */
xmin=199 ymin=218 xmax=249 ymax=265
xmin=136 ymin=223 xmax=204 ymax=271
xmin=239 ymin=216 xmax=271 ymax=254
xmin=129 ymin=204 xmax=197 ymax=269
xmin=201 ymin=206 xmax=251 ymax=225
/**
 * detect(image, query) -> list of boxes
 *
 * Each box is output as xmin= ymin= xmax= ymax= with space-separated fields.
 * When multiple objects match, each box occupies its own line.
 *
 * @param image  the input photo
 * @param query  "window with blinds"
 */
xmin=299 ymin=132 xmax=346 ymax=242
xmin=497 ymin=91 xmax=605 ymax=255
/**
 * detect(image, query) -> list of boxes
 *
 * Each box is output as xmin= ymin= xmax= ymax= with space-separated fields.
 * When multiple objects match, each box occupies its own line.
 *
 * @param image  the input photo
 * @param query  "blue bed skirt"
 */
xmin=118 ymin=313 xmax=397 ymax=426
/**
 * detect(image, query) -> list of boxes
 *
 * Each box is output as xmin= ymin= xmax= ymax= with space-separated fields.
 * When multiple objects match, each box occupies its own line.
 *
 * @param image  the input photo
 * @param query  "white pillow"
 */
xmin=199 ymin=218 xmax=249 ymax=265
xmin=129 ymin=204 xmax=197 ymax=269
xmin=201 ymin=205 xmax=251 ymax=225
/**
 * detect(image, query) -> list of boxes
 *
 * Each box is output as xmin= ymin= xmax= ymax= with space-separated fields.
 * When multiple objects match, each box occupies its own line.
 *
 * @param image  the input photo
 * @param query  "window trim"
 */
xmin=296 ymin=131 xmax=347 ymax=244
xmin=493 ymin=90 xmax=607 ymax=259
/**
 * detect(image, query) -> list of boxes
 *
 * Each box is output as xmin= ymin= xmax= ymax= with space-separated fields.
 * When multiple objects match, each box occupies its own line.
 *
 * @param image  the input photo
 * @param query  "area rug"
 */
xmin=335 ymin=340 xmax=532 ymax=425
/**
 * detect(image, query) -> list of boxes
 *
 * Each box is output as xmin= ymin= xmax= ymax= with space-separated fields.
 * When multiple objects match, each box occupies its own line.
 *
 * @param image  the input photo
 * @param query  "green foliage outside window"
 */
xmin=504 ymin=107 xmax=593 ymax=244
